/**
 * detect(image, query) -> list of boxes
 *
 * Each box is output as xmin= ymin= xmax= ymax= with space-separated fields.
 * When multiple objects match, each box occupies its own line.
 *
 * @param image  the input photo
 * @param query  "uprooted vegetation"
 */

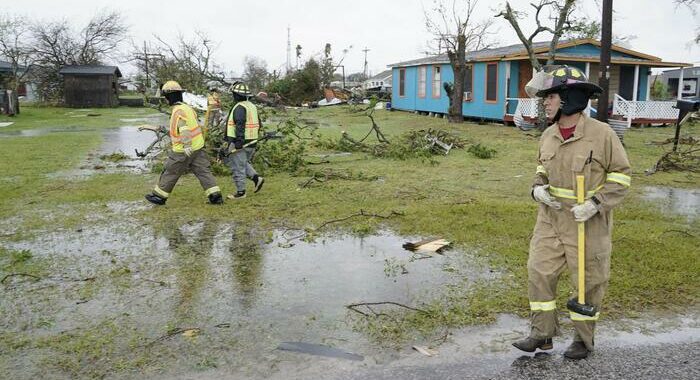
xmin=646 ymin=135 xmax=700 ymax=174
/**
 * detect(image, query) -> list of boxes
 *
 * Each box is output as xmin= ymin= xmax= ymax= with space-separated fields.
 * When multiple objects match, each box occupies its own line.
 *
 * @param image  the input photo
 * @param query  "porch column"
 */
xmin=504 ymin=62 xmax=511 ymax=118
xmin=632 ymin=65 xmax=639 ymax=101
xmin=646 ymin=68 xmax=651 ymax=101
xmin=585 ymin=62 xmax=591 ymax=116
xmin=678 ymin=66 xmax=684 ymax=99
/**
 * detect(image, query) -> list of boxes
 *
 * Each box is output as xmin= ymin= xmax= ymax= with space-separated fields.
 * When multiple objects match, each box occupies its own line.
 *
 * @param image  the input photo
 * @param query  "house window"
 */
xmin=432 ymin=66 xmax=441 ymax=98
xmin=418 ymin=66 xmax=427 ymax=98
xmin=463 ymin=64 xmax=473 ymax=102
xmin=485 ymin=62 xmax=498 ymax=102
xmin=399 ymin=69 xmax=406 ymax=97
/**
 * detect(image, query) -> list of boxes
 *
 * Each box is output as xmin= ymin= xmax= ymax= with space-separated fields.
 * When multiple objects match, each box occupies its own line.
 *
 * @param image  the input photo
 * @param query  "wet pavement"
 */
xmin=642 ymin=186 xmax=700 ymax=221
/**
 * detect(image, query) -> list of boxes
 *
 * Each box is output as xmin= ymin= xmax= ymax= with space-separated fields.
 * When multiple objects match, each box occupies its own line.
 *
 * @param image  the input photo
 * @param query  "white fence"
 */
xmin=612 ymin=94 xmax=679 ymax=128
xmin=506 ymin=98 xmax=539 ymax=118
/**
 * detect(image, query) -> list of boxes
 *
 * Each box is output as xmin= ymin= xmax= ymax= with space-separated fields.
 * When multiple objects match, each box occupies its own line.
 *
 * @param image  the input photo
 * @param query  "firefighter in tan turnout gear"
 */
xmin=512 ymin=66 xmax=631 ymax=359
xmin=145 ymin=80 xmax=223 ymax=205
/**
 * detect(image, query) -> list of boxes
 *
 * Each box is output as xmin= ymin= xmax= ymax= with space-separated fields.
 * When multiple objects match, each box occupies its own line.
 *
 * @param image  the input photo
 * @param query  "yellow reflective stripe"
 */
xmin=606 ymin=172 xmax=631 ymax=187
xmin=154 ymin=186 xmax=169 ymax=198
xmin=205 ymin=186 xmax=221 ymax=196
xmin=570 ymin=311 xmax=600 ymax=321
xmin=529 ymin=300 xmax=557 ymax=311
xmin=536 ymin=165 xmax=547 ymax=176
xmin=549 ymin=185 xmax=603 ymax=200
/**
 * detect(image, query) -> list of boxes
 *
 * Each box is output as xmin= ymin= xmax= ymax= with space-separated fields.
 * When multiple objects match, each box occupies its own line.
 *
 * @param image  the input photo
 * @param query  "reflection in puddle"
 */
xmin=642 ymin=186 xmax=700 ymax=220
xmin=0 ymin=220 xmax=492 ymax=377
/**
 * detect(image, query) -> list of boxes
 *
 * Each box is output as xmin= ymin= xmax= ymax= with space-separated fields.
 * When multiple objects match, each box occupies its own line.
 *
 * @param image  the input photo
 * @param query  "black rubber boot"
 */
xmin=512 ymin=337 xmax=553 ymax=353
xmin=227 ymin=191 xmax=246 ymax=200
xmin=145 ymin=193 xmax=167 ymax=205
xmin=564 ymin=341 xmax=590 ymax=359
xmin=252 ymin=175 xmax=265 ymax=193
xmin=208 ymin=192 xmax=224 ymax=205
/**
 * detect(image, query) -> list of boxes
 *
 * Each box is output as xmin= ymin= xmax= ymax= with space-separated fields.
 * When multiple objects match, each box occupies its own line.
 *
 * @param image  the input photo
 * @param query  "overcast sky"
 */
xmin=7 ymin=0 xmax=700 ymax=77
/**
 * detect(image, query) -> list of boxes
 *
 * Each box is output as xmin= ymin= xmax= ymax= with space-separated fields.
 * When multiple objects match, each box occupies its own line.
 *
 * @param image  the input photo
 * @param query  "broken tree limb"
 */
xmin=316 ymin=210 xmax=404 ymax=231
xmin=346 ymin=301 xmax=430 ymax=317
xmin=1 ymin=273 xmax=41 ymax=284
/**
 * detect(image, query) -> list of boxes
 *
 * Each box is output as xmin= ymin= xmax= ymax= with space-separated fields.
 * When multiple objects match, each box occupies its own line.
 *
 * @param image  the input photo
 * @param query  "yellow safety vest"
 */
xmin=207 ymin=93 xmax=221 ymax=110
xmin=169 ymin=103 xmax=204 ymax=153
xmin=227 ymin=101 xmax=260 ymax=141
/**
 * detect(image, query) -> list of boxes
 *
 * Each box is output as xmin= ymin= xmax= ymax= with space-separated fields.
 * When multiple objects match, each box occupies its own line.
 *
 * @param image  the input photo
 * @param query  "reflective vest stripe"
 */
xmin=606 ymin=172 xmax=631 ymax=187
xmin=154 ymin=186 xmax=169 ymax=198
xmin=529 ymin=300 xmax=557 ymax=311
xmin=570 ymin=311 xmax=600 ymax=321
xmin=536 ymin=165 xmax=547 ymax=176
xmin=549 ymin=185 xmax=603 ymax=200
xmin=205 ymin=186 xmax=221 ymax=196
xmin=170 ymin=104 xmax=204 ymax=153
xmin=227 ymin=101 xmax=260 ymax=141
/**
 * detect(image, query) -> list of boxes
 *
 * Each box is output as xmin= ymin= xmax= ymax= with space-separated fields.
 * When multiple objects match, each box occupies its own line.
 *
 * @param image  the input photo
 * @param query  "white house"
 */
xmin=363 ymin=69 xmax=392 ymax=92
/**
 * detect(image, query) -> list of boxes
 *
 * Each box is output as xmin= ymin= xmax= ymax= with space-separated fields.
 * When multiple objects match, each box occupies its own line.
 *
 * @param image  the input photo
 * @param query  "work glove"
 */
xmin=532 ymin=184 xmax=561 ymax=210
xmin=571 ymin=200 xmax=599 ymax=222
xmin=184 ymin=147 xmax=193 ymax=157
xmin=234 ymin=140 xmax=244 ymax=150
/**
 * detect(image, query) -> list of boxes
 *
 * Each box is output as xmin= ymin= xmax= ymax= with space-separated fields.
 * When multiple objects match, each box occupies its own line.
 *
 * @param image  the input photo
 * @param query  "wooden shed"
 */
xmin=59 ymin=65 xmax=122 ymax=107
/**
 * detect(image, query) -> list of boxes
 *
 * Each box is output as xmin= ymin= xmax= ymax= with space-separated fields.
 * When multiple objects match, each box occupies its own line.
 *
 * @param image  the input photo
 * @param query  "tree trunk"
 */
xmin=447 ymin=35 xmax=466 ymax=123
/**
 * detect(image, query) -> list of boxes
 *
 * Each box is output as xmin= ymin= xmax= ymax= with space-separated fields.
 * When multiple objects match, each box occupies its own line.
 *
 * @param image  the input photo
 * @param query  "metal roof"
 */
xmin=368 ymin=69 xmax=393 ymax=81
xmin=388 ymin=41 xmax=552 ymax=67
xmin=59 ymin=65 xmax=122 ymax=77
xmin=387 ymin=39 xmax=691 ymax=68
xmin=0 ymin=60 xmax=28 ymax=73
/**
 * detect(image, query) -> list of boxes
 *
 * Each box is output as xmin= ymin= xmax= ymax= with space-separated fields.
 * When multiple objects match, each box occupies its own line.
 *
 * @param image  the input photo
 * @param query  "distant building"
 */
xmin=659 ymin=66 xmax=700 ymax=98
xmin=59 ymin=65 xmax=122 ymax=107
xmin=364 ymin=69 xmax=392 ymax=92
xmin=0 ymin=60 xmax=37 ymax=101
xmin=389 ymin=38 xmax=690 ymax=125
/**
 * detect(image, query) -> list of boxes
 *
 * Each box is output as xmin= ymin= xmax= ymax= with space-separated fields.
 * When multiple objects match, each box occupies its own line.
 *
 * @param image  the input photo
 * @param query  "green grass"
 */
xmin=0 ymin=105 xmax=698 ymax=373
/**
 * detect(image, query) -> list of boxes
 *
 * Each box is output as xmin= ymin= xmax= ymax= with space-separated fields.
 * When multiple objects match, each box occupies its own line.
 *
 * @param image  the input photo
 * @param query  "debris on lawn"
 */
xmin=412 ymin=345 xmax=439 ymax=357
xmin=296 ymin=168 xmax=379 ymax=188
xmin=403 ymin=238 xmax=451 ymax=253
xmin=646 ymin=136 xmax=699 ymax=174
xmin=276 ymin=342 xmax=364 ymax=361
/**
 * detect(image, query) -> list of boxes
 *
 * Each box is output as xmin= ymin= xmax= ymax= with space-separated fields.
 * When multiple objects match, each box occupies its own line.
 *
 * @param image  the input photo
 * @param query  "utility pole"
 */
xmin=597 ymin=0 xmax=613 ymax=122
xmin=144 ymin=41 xmax=150 ymax=89
xmin=362 ymin=47 xmax=370 ymax=80
xmin=286 ymin=26 xmax=292 ymax=75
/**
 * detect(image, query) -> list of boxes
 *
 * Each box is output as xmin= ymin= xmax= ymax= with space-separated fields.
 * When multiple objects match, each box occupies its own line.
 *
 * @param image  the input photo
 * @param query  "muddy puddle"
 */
xmin=641 ymin=186 xmax=700 ymax=221
xmin=46 ymin=124 xmax=167 ymax=179
xmin=0 ymin=220 xmax=493 ymax=379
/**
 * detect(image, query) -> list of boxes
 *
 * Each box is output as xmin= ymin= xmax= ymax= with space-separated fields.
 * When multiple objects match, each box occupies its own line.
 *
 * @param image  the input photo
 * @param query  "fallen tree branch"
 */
xmin=346 ymin=301 xmax=430 ymax=317
xmin=316 ymin=210 xmax=403 ymax=231
xmin=1 ymin=273 xmax=41 ymax=284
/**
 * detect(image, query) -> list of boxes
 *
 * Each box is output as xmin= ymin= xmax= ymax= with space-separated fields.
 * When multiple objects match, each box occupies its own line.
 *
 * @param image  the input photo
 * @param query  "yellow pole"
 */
xmin=576 ymin=175 xmax=586 ymax=304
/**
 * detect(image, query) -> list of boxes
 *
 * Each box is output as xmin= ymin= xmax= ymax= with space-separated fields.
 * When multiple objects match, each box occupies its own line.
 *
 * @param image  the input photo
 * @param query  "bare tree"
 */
xmin=675 ymin=0 xmax=699 ymax=43
xmin=242 ymin=56 xmax=270 ymax=93
xmin=496 ymin=0 xmax=576 ymax=130
xmin=0 ymin=14 xmax=35 ymax=94
xmin=129 ymin=31 xmax=226 ymax=95
xmin=425 ymin=0 xmax=494 ymax=123
xmin=496 ymin=0 xmax=576 ymax=71
xmin=31 ymin=11 xmax=127 ymax=101
xmin=76 ymin=10 xmax=127 ymax=64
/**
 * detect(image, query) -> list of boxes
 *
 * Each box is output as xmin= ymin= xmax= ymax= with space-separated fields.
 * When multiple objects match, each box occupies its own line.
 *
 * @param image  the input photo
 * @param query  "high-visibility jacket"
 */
xmin=169 ymin=103 xmax=204 ymax=153
xmin=207 ymin=93 xmax=221 ymax=110
xmin=226 ymin=101 xmax=260 ymax=141
xmin=533 ymin=113 xmax=631 ymax=214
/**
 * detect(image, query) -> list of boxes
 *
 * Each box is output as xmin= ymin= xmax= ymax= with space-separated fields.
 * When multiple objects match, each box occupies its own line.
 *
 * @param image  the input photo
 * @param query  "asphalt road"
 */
xmin=334 ymin=341 xmax=700 ymax=380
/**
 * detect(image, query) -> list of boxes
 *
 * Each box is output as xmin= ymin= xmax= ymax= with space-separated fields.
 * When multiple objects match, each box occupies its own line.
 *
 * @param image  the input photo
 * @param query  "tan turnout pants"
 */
xmin=528 ymin=201 xmax=612 ymax=351
xmin=153 ymin=149 xmax=220 ymax=199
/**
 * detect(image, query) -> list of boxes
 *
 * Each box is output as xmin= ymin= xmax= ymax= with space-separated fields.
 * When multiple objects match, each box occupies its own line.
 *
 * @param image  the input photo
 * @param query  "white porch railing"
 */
xmin=612 ymin=94 xmax=679 ymax=128
xmin=507 ymin=97 xmax=539 ymax=118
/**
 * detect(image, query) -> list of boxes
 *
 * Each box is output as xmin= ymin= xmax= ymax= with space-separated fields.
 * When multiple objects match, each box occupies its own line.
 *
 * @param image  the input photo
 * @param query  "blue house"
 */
xmin=389 ymin=39 xmax=690 ymax=125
